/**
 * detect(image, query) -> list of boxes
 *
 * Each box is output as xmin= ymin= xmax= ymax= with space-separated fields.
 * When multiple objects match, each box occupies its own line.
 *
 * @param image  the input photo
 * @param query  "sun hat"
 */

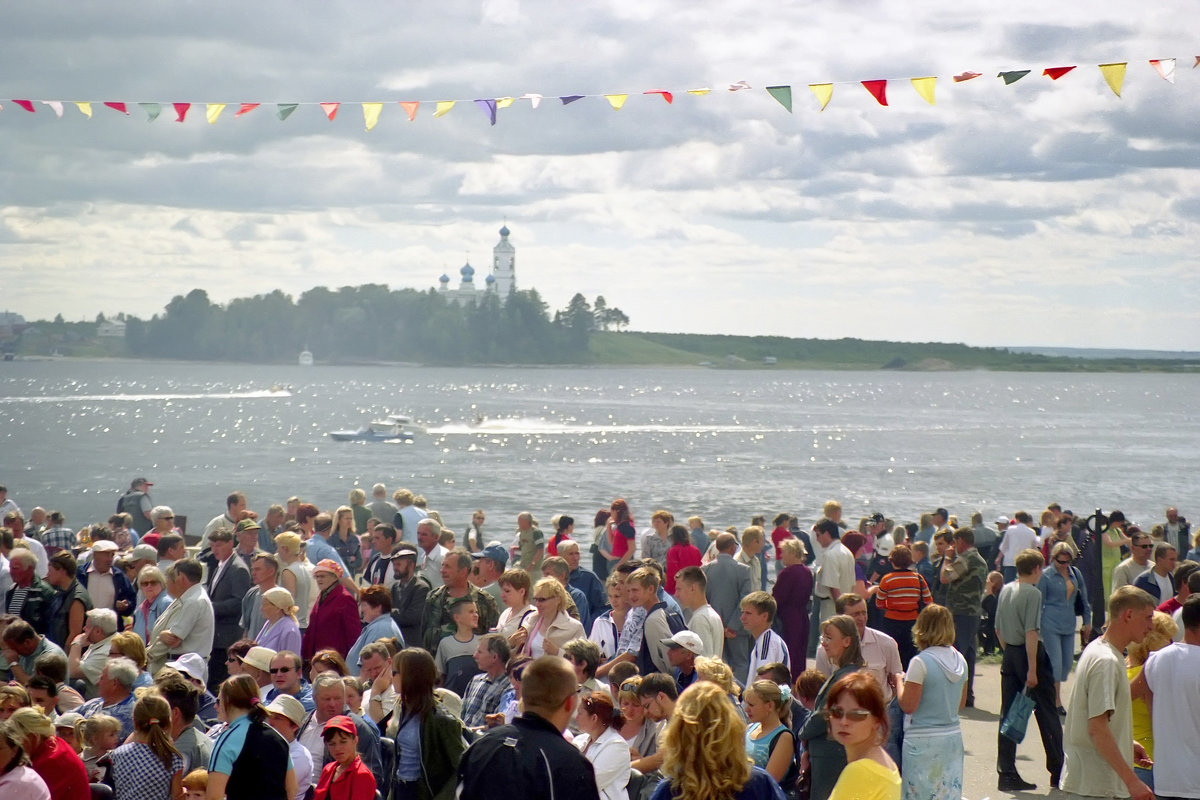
xmin=239 ymin=646 xmax=277 ymax=673
xmin=165 ymin=653 xmax=208 ymax=683
xmin=312 ymin=558 xmax=344 ymax=578
xmin=264 ymin=695 xmax=306 ymax=728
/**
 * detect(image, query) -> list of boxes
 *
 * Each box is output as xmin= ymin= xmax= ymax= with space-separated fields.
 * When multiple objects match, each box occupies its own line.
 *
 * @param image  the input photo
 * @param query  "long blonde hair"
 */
xmin=660 ymin=682 xmax=752 ymax=800
xmin=1128 ymin=611 xmax=1178 ymax=667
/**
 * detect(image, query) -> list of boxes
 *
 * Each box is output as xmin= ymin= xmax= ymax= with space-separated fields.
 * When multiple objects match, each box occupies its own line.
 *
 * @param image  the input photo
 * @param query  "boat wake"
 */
xmin=427 ymin=417 xmax=787 ymax=435
xmin=0 ymin=389 xmax=293 ymax=403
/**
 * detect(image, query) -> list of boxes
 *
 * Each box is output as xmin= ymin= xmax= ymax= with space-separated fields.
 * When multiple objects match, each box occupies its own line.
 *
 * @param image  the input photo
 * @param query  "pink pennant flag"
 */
xmin=953 ymin=71 xmax=982 ymax=83
xmin=11 ymin=100 xmax=34 ymax=113
xmin=173 ymin=103 xmax=191 ymax=122
xmin=399 ymin=101 xmax=419 ymax=121
xmin=42 ymin=101 xmax=63 ymax=117
xmin=235 ymin=103 xmax=260 ymax=117
xmin=104 ymin=101 xmax=130 ymax=115
xmin=1149 ymin=58 xmax=1176 ymax=83
xmin=1042 ymin=66 xmax=1075 ymax=80
xmin=728 ymin=81 xmax=751 ymax=91
xmin=861 ymin=80 xmax=888 ymax=106
xmin=644 ymin=90 xmax=673 ymax=104
xmin=320 ymin=102 xmax=339 ymax=120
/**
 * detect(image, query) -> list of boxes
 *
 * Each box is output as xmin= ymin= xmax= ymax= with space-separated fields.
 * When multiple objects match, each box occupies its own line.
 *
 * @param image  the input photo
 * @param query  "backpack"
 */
xmin=637 ymin=602 xmax=688 ymax=673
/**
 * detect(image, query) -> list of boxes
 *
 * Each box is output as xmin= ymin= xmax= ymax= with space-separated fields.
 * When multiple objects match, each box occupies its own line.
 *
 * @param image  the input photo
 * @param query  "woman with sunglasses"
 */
xmin=797 ymin=615 xmax=866 ymax=800
xmin=573 ymin=691 xmax=631 ymax=800
xmin=511 ymin=578 xmax=584 ymax=658
xmin=1038 ymin=541 xmax=1090 ymax=714
xmin=825 ymin=672 xmax=899 ymax=800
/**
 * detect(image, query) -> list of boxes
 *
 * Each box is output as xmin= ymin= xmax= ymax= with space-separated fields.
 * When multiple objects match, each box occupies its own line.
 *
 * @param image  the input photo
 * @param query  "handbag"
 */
xmin=1071 ymin=566 xmax=1087 ymax=617
xmin=1000 ymin=688 xmax=1036 ymax=743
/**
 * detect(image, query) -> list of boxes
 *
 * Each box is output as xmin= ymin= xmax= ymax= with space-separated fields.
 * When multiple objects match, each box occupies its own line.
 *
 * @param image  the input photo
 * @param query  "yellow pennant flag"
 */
xmin=362 ymin=103 xmax=383 ymax=131
xmin=206 ymin=103 xmax=227 ymax=124
xmin=496 ymin=97 xmax=516 ymax=109
xmin=1098 ymin=62 xmax=1126 ymax=97
xmin=434 ymin=101 xmax=455 ymax=118
xmin=910 ymin=77 xmax=936 ymax=105
xmin=604 ymin=94 xmax=627 ymax=110
xmin=687 ymin=88 xmax=711 ymax=95
xmin=75 ymin=101 xmax=93 ymax=118
xmin=808 ymin=83 xmax=833 ymax=111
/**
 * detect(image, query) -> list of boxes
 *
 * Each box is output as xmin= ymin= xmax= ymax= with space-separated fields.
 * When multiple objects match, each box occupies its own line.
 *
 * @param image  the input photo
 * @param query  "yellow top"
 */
xmin=1127 ymin=663 xmax=1154 ymax=759
xmin=828 ymin=757 xmax=902 ymax=800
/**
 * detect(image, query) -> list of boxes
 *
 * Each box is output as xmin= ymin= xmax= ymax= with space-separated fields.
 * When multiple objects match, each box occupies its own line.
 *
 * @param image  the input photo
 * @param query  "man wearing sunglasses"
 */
xmin=1111 ymin=530 xmax=1154 ymax=592
xmin=266 ymin=650 xmax=315 ymax=711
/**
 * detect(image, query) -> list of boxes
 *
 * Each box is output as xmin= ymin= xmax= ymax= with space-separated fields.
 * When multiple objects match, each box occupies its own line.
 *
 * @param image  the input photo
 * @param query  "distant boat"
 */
xmin=298 ymin=350 xmax=313 ymax=366
xmin=328 ymin=414 xmax=422 ymax=442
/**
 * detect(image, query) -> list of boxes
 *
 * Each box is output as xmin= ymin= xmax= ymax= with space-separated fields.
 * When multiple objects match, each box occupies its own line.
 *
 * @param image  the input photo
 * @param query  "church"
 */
xmin=437 ymin=224 xmax=516 ymax=306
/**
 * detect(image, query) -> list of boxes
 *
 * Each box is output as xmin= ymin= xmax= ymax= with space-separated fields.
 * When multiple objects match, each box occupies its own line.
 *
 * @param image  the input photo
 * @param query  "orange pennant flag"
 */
xmin=320 ymin=102 xmax=339 ymax=120
xmin=235 ymin=103 xmax=260 ymax=117
xmin=808 ymin=83 xmax=833 ymax=111
xmin=644 ymin=90 xmax=673 ymax=104
xmin=861 ymin=80 xmax=888 ymax=106
xmin=910 ymin=77 xmax=936 ymax=105
xmin=953 ymin=71 xmax=981 ymax=82
xmin=399 ymin=101 xmax=419 ymax=121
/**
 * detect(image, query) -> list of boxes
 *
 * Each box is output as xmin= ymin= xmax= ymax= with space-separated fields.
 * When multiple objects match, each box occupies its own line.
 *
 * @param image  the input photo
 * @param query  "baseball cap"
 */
xmin=166 ymin=653 xmax=208 ymax=683
xmin=661 ymin=630 xmax=704 ymax=655
xmin=55 ymin=712 xmax=84 ymax=730
xmin=470 ymin=543 xmax=509 ymax=567
xmin=235 ymin=518 xmax=262 ymax=533
xmin=132 ymin=544 xmax=158 ymax=562
xmin=91 ymin=540 xmax=119 ymax=553
xmin=264 ymin=695 xmax=306 ymax=728
xmin=389 ymin=543 xmax=419 ymax=560
xmin=995 ymin=515 xmax=1010 ymax=525
xmin=322 ymin=715 xmax=358 ymax=738
xmin=867 ymin=512 xmax=886 ymax=526
xmin=239 ymin=646 xmax=277 ymax=673
xmin=935 ymin=507 xmax=949 ymax=519
xmin=132 ymin=477 xmax=153 ymax=488
xmin=874 ymin=532 xmax=895 ymax=557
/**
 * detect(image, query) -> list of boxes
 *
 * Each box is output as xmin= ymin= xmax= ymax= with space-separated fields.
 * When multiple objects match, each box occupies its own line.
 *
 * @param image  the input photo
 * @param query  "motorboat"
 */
xmin=328 ymin=414 xmax=421 ymax=442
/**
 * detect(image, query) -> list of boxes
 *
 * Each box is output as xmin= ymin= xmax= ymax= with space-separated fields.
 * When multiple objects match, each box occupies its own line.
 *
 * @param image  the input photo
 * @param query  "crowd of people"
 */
xmin=0 ymin=479 xmax=1196 ymax=800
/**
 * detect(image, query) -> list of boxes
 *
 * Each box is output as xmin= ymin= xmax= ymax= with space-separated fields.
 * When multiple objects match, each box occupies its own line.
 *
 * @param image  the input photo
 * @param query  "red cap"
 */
xmin=322 ymin=715 xmax=357 ymax=738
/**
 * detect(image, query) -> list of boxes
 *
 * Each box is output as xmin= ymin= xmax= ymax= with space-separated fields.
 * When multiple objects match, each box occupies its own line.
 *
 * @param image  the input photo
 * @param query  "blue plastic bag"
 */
xmin=1000 ymin=688 xmax=1036 ymax=743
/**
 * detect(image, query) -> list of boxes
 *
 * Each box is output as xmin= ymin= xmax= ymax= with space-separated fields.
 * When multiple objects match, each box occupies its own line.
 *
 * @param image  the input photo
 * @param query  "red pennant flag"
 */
xmin=11 ymin=99 xmax=34 ymax=112
xmin=399 ymin=101 xmax=419 ymax=121
xmin=320 ymin=102 xmax=339 ymax=120
xmin=235 ymin=103 xmax=260 ymax=117
xmin=644 ymin=90 xmax=674 ymax=104
xmin=173 ymin=103 xmax=191 ymax=122
xmin=103 ymin=101 xmax=130 ymax=115
xmin=953 ymin=71 xmax=981 ymax=83
xmin=1043 ymin=66 xmax=1075 ymax=80
xmin=861 ymin=80 xmax=888 ymax=106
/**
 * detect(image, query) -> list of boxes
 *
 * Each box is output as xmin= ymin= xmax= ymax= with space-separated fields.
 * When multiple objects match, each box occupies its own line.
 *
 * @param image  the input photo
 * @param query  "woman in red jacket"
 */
xmin=664 ymin=525 xmax=702 ymax=596
xmin=314 ymin=715 xmax=376 ymax=800
xmin=302 ymin=559 xmax=362 ymax=661
xmin=8 ymin=707 xmax=89 ymax=800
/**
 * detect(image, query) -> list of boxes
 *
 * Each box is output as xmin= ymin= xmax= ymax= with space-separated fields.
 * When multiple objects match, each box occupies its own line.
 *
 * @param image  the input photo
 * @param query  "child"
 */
xmin=76 ymin=713 xmax=122 ymax=782
xmin=108 ymin=691 xmax=184 ymax=800
xmin=674 ymin=567 xmax=723 ymax=659
xmin=314 ymin=715 xmax=377 ymax=800
xmin=342 ymin=676 xmax=365 ymax=716
xmin=181 ymin=769 xmax=208 ymax=800
xmin=740 ymin=591 xmax=791 ymax=688
xmin=434 ymin=597 xmax=482 ymax=696
xmin=54 ymin=712 xmax=84 ymax=753
xmin=979 ymin=570 xmax=1005 ymax=655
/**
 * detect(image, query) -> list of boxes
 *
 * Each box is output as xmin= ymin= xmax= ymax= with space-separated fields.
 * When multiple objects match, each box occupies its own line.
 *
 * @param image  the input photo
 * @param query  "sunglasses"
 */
xmin=269 ymin=667 xmax=292 ymax=674
xmin=1055 ymin=559 xmax=1072 ymax=564
xmin=620 ymin=680 xmax=640 ymax=692
xmin=533 ymin=596 xmax=552 ymax=603
xmin=824 ymin=706 xmax=873 ymax=721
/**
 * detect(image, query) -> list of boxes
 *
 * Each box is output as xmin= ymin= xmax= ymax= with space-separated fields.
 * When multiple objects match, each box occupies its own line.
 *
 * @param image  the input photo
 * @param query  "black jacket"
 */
xmin=457 ymin=712 xmax=600 ymax=800
xmin=390 ymin=574 xmax=432 ymax=649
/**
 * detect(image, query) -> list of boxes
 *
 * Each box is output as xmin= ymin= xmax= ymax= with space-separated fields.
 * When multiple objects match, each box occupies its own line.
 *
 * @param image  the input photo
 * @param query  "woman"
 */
xmin=872 ymin=545 xmax=932 ymax=669
xmin=840 ymin=532 xmax=870 ymax=598
xmin=332 ymin=506 xmax=364 ymax=578
xmin=826 ymin=672 xmax=900 ymax=800
xmin=664 ymin=524 xmax=702 ymax=596
xmin=0 ymin=719 xmax=50 ymax=799
xmin=0 ymin=685 xmax=30 ymax=722
xmin=301 ymin=560 xmax=362 ymax=662
xmin=1100 ymin=512 xmax=1132 ymax=598
xmin=274 ymin=532 xmax=314 ymax=631
xmin=133 ymin=565 xmax=172 ymax=644
xmin=591 ymin=509 xmax=613 ymax=582
xmin=896 ymin=605 xmax=965 ymax=800
xmin=773 ymin=537 xmax=814 ymax=681
xmin=381 ymin=648 xmax=465 ymax=800
xmin=769 ymin=513 xmax=794 ymax=577
xmin=694 ymin=656 xmax=746 ymax=720
xmin=650 ymin=681 xmax=785 ymax=800
xmin=1038 ymin=541 xmax=1090 ymax=714
xmin=1128 ymin=610 xmax=1178 ymax=790
xmin=310 ymin=649 xmax=350 ymax=681
xmin=109 ymin=691 xmax=184 ymax=800
xmin=511 ymin=577 xmax=584 ymax=658
xmin=548 ymin=515 xmax=573 ymax=557
xmin=573 ymin=692 xmax=631 ymax=800
xmin=607 ymin=499 xmax=636 ymax=571
xmin=257 ymin=586 xmax=303 ymax=655
xmin=1041 ymin=515 xmax=1079 ymax=563
xmin=108 ymin=632 xmax=155 ymax=689
xmin=797 ymin=615 xmax=866 ymax=800
xmin=349 ymin=488 xmax=371 ymax=535
xmin=615 ymin=677 xmax=660 ymax=760
xmin=494 ymin=569 xmax=536 ymax=641
xmin=346 ymin=585 xmax=402 ymax=675
xmin=150 ymin=507 xmax=181 ymax=537
xmin=589 ymin=575 xmax=627 ymax=659
xmin=8 ymin=706 xmax=89 ymax=800
xmin=209 ymin=674 xmax=297 ymax=800
xmin=744 ymin=680 xmax=798 ymax=790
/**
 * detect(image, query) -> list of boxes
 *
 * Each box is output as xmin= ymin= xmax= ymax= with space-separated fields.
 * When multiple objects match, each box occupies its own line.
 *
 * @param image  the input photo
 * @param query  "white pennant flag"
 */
xmin=1149 ymin=58 xmax=1176 ymax=83
xmin=42 ymin=101 xmax=64 ymax=117
xmin=520 ymin=93 xmax=543 ymax=109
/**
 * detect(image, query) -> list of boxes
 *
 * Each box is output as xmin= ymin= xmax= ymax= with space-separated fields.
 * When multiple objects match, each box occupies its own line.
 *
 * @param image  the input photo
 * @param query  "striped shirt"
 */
xmin=875 ymin=569 xmax=932 ymax=621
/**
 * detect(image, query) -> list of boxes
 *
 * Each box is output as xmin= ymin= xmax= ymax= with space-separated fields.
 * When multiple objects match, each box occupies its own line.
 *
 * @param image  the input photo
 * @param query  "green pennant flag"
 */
xmin=766 ymin=85 xmax=793 ymax=112
xmin=138 ymin=102 xmax=161 ymax=122
xmin=276 ymin=103 xmax=299 ymax=121
xmin=997 ymin=70 xmax=1031 ymax=85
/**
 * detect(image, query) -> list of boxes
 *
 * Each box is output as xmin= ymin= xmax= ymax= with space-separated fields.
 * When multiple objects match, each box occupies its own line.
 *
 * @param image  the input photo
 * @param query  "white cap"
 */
xmin=995 ymin=515 xmax=1010 ymax=525
xmin=264 ymin=694 xmax=307 ymax=727
xmin=660 ymin=630 xmax=704 ymax=655
xmin=91 ymin=540 xmax=119 ymax=553
xmin=166 ymin=653 xmax=208 ymax=684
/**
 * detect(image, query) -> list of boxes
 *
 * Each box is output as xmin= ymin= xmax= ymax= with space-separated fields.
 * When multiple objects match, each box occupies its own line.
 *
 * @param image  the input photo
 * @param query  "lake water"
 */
xmin=1 ymin=360 xmax=1197 ymax=538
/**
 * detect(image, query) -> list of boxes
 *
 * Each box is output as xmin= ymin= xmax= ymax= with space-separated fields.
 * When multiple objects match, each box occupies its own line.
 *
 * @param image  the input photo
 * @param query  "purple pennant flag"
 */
xmin=560 ymin=95 xmax=584 ymax=105
xmin=474 ymin=99 xmax=497 ymax=126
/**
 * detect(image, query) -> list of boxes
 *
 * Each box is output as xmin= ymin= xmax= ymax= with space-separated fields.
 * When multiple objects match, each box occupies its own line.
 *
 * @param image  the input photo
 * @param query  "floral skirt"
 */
xmin=901 ymin=726 xmax=963 ymax=800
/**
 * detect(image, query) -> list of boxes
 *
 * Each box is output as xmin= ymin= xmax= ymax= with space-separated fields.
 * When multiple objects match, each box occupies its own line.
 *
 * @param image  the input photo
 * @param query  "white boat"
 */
xmin=328 ymin=414 xmax=422 ymax=442
xmin=298 ymin=350 xmax=314 ymax=366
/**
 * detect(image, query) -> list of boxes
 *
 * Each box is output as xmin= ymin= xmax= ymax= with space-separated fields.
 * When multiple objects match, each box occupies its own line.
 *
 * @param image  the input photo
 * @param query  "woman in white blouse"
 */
xmin=573 ymin=691 xmax=632 ymax=800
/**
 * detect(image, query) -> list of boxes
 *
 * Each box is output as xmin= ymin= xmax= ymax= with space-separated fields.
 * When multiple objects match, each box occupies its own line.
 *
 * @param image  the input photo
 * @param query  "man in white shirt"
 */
xmin=265 ymin=694 xmax=314 ymax=800
xmin=675 ymin=566 xmax=723 ymax=659
xmin=68 ymin=608 xmax=118 ymax=693
xmin=1112 ymin=530 xmax=1155 ymax=591
xmin=147 ymin=559 xmax=215 ymax=675
xmin=0 ymin=486 xmax=20 ymax=519
xmin=813 ymin=520 xmax=855 ymax=625
xmin=200 ymin=491 xmax=247 ymax=550
xmin=1135 ymin=595 xmax=1200 ymax=799
xmin=997 ymin=510 xmax=1040 ymax=582
xmin=416 ymin=519 xmax=450 ymax=589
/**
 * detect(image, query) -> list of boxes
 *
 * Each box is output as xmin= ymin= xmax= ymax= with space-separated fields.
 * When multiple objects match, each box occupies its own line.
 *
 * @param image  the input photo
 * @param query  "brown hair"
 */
xmin=581 ymin=691 xmax=623 ymax=730
xmin=359 ymin=585 xmax=391 ymax=613
xmin=889 ymin=544 xmax=913 ymax=569
xmin=826 ymin=671 xmax=889 ymax=741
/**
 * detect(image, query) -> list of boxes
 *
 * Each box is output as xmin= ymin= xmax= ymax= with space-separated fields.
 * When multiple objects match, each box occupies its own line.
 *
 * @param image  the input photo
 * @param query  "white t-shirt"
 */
xmin=1153 ymin=571 xmax=1172 ymax=601
xmin=1060 ymin=638 xmax=1132 ymax=798
xmin=288 ymin=739 xmax=313 ymax=800
xmin=816 ymin=541 xmax=855 ymax=599
xmin=998 ymin=523 xmax=1040 ymax=566
xmin=687 ymin=604 xmax=725 ymax=659
xmin=1143 ymin=641 xmax=1200 ymax=797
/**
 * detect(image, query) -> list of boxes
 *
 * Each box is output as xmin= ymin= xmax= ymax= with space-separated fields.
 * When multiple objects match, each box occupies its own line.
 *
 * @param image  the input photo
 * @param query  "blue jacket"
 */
xmin=1133 ymin=569 xmax=1174 ymax=602
xmin=1038 ymin=565 xmax=1090 ymax=635
xmin=76 ymin=564 xmax=138 ymax=622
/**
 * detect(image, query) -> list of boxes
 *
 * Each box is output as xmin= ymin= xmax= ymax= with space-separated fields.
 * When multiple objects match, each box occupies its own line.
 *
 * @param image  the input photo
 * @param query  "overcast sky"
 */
xmin=2 ymin=1 xmax=1198 ymax=350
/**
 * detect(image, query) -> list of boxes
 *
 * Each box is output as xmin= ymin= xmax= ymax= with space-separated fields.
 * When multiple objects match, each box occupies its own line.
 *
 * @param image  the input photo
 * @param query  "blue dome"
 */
xmin=438 ymin=274 xmax=450 ymax=283
xmin=485 ymin=273 xmax=496 ymax=284
xmin=499 ymin=224 xmax=510 ymax=237
xmin=460 ymin=262 xmax=475 ymax=280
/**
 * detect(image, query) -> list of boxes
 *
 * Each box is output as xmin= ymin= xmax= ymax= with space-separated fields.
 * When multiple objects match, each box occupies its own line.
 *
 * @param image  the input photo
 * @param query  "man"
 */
xmin=38 ymin=511 xmax=77 ymax=555
xmin=296 ymin=672 xmax=383 ymax=789
xmin=264 ymin=694 xmax=314 ymax=796
xmin=265 ymin=650 xmax=315 ymax=711
xmin=631 ymin=672 xmax=678 ymax=773
xmin=390 ymin=488 xmax=428 ymax=543
xmin=813 ymin=519 xmax=855 ymax=625
xmin=368 ymin=484 xmax=397 ymax=530
xmin=675 ymin=566 xmax=724 ymax=659
xmin=78 ymin=656 xmax=138 ymax=738
xmin=44 ymin=550 xmax=93 ymax=649
xmin=233 ymin=518 xmax=263 ymax=569
xmin=1137 ymin=595 xmax=1200 ymax=798
xmin=68 ymin=607 xmax=118 ymax=693
xmin=258 ymin=504 xmax=285 ymax=552
xmin=941 ymin=526 xmax=988 ymax=707
xmin=628 ymin=567 xmax=680 ymax=675
xmin=932 ymin=506 xmax=950 ymax=534
xmin=514 ymin=511 xmax=545 ymax=580
xmin=155 ymin=668 xmax=212 ymax=772
xmin=23 ymin=507 xmax=47 ymax=541
xmin=1166 ymin=506 xmax=1191 ymax=559
xmin=147 ymin=558 xmax=215 ymax=675
xmin=702 ymin=532 xmax=753 ymax=680
xmin=362 ymin=523 xmax=398 ymax=588
xmin=33 ymin=650 xmax=85 ymax=712
xmin=0 ymin=619 xmax=65 ymax=684
xmin=461 ymin=633 xmax=511 ymax=729
xmin=116 ymin=477 xmax=155 ymax=534
xmin=560 ymin=540 xmax=606 ymax=622
xmin=205 ymin=528 xmax=252 ymax=688
xmin=741 ymin=591 xmax=791 ymax=687
xmin=1060 ymin=585 xmax=1156 ymax=800
xmin=971 ymin=511 xmax=999 ymax=569
xmin=0 ymin=486 xmax=18 ymax=519
xmin=994 ymin=548 xmax=1063 ymax=793
xmin=661 ymin=630 xmax=702 ymax=694
xmin=358 ymin=643 xmax=394 ymax=713
xmin=997 ymin=511 xmax=1040 ymax=582
xmin=4 ymin=548 xmax=55 ymax=633
xmin=201 ymin=491 xmax=247 ymax=549
xmin=156 ymin=533 xmax=187 ymax=574
xmin=388 ymin=543 xmax=431 ymax=648
xmin=164 ymin=653 xmax=219 ymax=724
xmin=541 ymin=556 xmax=590 ymax=627
xmin=1132 ymin=541 xmax=1177 ymax=602
xmin=237 ymin=645 xmax=277 ymax=699
xmin=241 ymin=552 xmax=279 ymax=640
xmin=1159 ymin=560 xmax=1198 ymax=618
xmin=1112 ymin=530 xmax=1155 ymax=592
xmin=928 ymin=531 xmax=953 ymax=607
xmin=470 ymin=542 xmax=508 ymax=606
xmin=421 ymin=548 xmax=500 ymax=654
xmin=77 ymin=539 xmax=136 ymax=620
xmin=463 ymin=509 xmax=486 ymax=552
xmin=458 ymin=656 xmax=601 ymax=800
xmin=416 ymin=518 xmax=450 ymax=589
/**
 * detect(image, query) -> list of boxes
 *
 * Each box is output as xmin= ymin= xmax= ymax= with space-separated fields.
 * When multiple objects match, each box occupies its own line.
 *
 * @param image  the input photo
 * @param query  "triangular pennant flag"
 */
xmin=399 ymin=101 xmax=419 ymax=121
xmin=206 ymin=103 xmax=226 ymax=124
xmin=521 ymin=93 xmax=543 ymax=108
xmin=434 ymin=101 xmax=455 ymax=117
xmin=644 ymin=90 xmax=673 ymax=104
xmin=765 ymin=85 xmax=792 ymax=112
xmin=604 ymin=94 xmax=627 ymax=110
xmin=910 ymin=77 xmax=936 ymax=105
xmin=42 ymin=101 xmax=63 ymax=117
xmin=560 ymin=95 xmax=584 ymax=105
xmin=276 ymin=103 xmax=299 ymax=120
xmin=1194 ymin=56 xmax=1200 ymax=69
xmin=729 ymin=81 xmax=751 ymax=91
xmin=12 ymin=100 xmax=34 ymax=113
xmin=1149 ymin=58 xmax=1176 ymax=83
xmin=808 ymin=83 xmax=833 ymax=111
xmin=173 ymin=103 xmax=191 ymax=122
xmin=687 ymin=88 xmax=711 ymax=95
xmin=1098 ymin=63 xmax=1126 ymax=97
xmin=861 ymin=80 xmax=888 ymax=106
xmin=235 ymin=103 xmax=260 ymax=117
xmin=139 ymin=102 xmax=162 ymax=122
xmin=998 ymin=70 xmax=1031 ymax=85
xmin=362 ymin=102 xmax=383 ymax=131
xmin=1043 ymin=66 xmax=1075 ymax=80
xmin=495 ymin=97 xmax=516 ymax=109
xmin=953 ymin=71 xmax=982 ymax=82
xmin=104 ymin=101 xmax=129 ymax=115
xmin=75 ymin=101 xmax=93 ymax=118
xmin=474 ymin=99 xmax=497 ymax=126
xmin=320 ymin=102 xmax=339 ymax=120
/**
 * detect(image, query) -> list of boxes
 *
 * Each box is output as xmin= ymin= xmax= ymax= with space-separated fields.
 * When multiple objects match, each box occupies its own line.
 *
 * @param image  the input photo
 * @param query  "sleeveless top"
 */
xmin=745 ymin=722 xmax=789 ymax=768
xmin=283 ymin=562 xmax=311 ymax=628
xmin=907 ymin=647 xmax=966 ymax=730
